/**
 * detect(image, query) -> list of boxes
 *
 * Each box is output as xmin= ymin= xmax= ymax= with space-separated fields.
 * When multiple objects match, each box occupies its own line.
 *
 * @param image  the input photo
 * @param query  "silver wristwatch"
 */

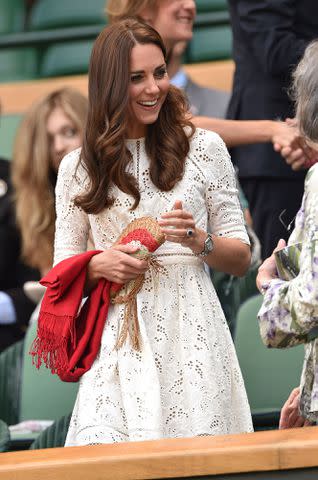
xmin=197 ymin=233 xmax=214 ymax=257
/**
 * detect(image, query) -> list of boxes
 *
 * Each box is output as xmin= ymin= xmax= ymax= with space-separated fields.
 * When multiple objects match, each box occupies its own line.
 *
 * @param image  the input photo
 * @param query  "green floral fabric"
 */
xmin=258 ymin=165 xmax=318 ymax=422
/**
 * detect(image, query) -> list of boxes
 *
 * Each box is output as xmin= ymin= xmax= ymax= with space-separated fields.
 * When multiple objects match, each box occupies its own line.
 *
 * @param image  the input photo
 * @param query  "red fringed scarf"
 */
xmin=30 ymin=250 xmax=110 ymax=382
xmin=30 ymin=217 xmax=165 ymax=382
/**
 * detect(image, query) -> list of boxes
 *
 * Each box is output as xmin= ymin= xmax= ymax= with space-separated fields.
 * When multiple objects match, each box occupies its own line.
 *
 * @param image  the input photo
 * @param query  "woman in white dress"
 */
xmin=54 ymin=19 xmax=253 ymax=446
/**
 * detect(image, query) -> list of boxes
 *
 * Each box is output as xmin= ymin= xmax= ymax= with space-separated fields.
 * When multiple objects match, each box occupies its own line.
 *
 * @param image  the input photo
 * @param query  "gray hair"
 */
xmin=291 ymin=40 xmax=318 ymax=143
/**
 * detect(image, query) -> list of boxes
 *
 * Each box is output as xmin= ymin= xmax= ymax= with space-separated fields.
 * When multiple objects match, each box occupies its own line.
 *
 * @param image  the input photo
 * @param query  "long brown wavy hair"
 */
xmin=12 ymin=88 xmax=88 ymax=273
xmin=75 ymin=18 xmax=194 ymax=213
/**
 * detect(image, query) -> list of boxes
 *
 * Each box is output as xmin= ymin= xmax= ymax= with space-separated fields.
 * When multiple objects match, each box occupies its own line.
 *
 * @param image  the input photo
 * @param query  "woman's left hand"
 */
xmin=158 ymin=200 xmax=205 ymax=252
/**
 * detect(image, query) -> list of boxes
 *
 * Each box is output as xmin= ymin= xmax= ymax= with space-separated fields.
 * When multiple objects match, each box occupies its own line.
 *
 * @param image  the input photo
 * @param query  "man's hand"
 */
xmin=273 ymin=118 xmax=318 ymax=171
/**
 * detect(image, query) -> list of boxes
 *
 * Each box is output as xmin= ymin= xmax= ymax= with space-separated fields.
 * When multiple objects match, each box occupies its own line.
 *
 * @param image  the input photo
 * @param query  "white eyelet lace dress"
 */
xmin=54 ymin=128 xmax=253 ymax=446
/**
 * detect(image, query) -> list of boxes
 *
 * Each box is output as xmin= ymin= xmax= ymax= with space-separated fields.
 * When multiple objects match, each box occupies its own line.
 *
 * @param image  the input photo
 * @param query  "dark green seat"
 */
xmin=196 ymin=0 xmax=228 ymax=13
xmin=0 ymin=114 xmax=23 ymax=160
xmin=0 ymin=48 xmax=39 ymax=83
xmin=238 ymin=266 xmax=258 ymax=305
xmin=39 ymin=40 xmax=94 ymax=77
xmin=0 ymin=420 xmax=10 ymax=452
xmin=0 ymin=340 xmax=23 ymax=426
xmin=0 ymin=0 xmax=25 ymax=34
xmin=0 ymin=320 xmax=78 ymax=450
xmin=28 ymin=0 xmax=106 ymax=30
xmin=234 ymin=295 xmax=304 ymax=430
xmin=211 ymin=265 xmax=258 ymax=336
xmin=19 ymin=320 xmax=78 ymax=424
xmin=29 ymin=413 xmax=71 ymax=450
xmin=187 ymin=25 xmax=232 ymax=62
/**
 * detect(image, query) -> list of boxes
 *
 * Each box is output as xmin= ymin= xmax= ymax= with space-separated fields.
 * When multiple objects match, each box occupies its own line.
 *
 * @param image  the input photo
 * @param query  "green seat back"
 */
xmin=19 ymin=320 xmax=78 ymax=422
xmin=234 ymin=295 xmax=304 ymax=415
xmin=0 ymin=0 xmax=25 ymax=34
xmin=238 ymin=266 xmax=258 ymax=305
xmin=0 ymin=340 xmax=23 ymax=425
xmin=29 ymin=0 xmax=106 ymax=30
xmin=0 ymin=48 xmax=39 ymax=83
xmin=0 ymin=114 xmax=23 ymax=160
xmin=196 ymin=0 xmax=228 ymax=13
xmin=0 ymin=420 xmax=10 ymax=452
xmin=39 ymin=40 xmax=94 ymax=78
xmin=187 ymin=25 xmax=232 ymax=63
xmin=211 ymin=266 xmax=258 ymax=336
xmin=29 ymin=413 xmax=71 ymax=449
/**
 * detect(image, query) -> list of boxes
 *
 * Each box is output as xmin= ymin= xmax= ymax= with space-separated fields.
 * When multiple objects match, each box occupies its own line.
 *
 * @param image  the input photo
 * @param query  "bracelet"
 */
xmin=260 ymin=281 xmax=270 ymax=296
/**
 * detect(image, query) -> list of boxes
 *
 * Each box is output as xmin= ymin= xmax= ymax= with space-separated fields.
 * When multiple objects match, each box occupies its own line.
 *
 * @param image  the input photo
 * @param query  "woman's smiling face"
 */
xmin=126 ymin=42 xmax=170 ymax=139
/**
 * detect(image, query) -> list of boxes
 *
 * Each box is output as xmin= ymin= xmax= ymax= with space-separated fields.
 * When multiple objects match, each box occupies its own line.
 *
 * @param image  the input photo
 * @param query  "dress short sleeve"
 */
xmin=198 ymin=130 xmax=249 ymax=244
xmin=54 ymin=148 xmax=90 ymax=266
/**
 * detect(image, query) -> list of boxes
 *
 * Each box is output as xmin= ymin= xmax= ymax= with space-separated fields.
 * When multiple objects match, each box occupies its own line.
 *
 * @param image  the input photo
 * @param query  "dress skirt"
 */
xmin=65 ymin=253 xmax=253 ymax=446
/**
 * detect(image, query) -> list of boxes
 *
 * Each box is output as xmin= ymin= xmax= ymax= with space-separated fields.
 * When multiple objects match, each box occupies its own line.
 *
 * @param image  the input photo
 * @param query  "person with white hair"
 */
xmin=256 ymin=40 xmax=318 ymax=428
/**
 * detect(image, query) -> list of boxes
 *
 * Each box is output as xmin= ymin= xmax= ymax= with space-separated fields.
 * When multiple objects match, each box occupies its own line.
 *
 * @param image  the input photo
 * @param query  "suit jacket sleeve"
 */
xmin=236 ymin=0 xmax=307 ymax=76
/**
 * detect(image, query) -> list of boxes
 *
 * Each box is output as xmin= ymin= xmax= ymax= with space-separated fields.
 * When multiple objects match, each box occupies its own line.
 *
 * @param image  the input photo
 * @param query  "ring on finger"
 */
xmin=186 ymin=228 xmax=194 ymax=238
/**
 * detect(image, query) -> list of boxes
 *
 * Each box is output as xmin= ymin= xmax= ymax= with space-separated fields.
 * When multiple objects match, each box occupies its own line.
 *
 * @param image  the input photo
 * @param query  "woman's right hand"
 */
xmin=279 ymin=387 xmax=312 ymax=429
xmin=86 ymin=244 xmax=149 ymax=288
xmin=256 ymin=238 xmax=286 ymax=293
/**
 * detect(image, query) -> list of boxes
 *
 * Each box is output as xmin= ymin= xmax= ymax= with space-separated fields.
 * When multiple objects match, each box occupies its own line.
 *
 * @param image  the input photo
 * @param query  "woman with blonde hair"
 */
xmin=0 ymin=88 xmax=87 ymax=350
xmin=12 ymin=87 xmax=87 ymax=275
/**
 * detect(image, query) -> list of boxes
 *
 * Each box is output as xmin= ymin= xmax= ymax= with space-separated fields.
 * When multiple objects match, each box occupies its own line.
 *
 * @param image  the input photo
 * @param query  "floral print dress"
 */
xmin=258 ymin=164 xmax=318 ymax=422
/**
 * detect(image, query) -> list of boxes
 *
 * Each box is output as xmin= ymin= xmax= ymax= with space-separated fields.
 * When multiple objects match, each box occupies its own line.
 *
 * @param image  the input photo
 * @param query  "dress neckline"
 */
xmin=126 ymin=137 xmax=145 ymax=145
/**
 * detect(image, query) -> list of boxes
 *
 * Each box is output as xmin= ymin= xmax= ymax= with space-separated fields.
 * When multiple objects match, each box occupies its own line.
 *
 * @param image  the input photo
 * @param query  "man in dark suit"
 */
xmin=227 ymin=0 xmax=318 ymax=258
xmin=0 ymin=157 xmax=39 ymax=352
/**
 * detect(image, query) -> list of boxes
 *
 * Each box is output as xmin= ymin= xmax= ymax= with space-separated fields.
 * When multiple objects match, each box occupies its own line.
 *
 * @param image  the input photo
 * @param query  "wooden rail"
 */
xmin=0 ymin=60 xmax=234 ymax=115
xmin=0 ymin=427 xmax=318 ymax=479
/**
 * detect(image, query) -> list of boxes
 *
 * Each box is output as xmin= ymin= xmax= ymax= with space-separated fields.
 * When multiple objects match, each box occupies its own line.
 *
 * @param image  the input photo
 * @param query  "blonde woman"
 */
xmin=12 ymin=87 xmax=87 ymax=275
xmin=0 ymin=88 xmax=87 ymax=348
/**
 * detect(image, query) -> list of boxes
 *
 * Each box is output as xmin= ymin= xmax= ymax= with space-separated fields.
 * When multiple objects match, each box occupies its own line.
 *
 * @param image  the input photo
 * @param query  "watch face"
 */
xmin=201 ymin=234 xmax=214 ymax=256
xmin=205 ymin=235 xmax=213 ymax=252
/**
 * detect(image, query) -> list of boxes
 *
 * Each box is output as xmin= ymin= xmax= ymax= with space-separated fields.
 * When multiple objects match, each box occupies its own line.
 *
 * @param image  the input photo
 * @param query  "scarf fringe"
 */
xmin=29 ymin=312 xmax=76 ymax=375
xmin=113 ymin=256 xmax=164 ymax=350
xmin=115 ymin=297 xmax=140 ymax=351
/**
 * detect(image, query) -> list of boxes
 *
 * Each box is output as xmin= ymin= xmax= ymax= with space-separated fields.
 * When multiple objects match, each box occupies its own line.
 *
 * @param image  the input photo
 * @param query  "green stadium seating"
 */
xmin=29 ymin=413 xmax=71 ymax=449
xmin=28 ymin=0 xmax=106 ymax=30
xmin=0 ymin=320 xmax=78 ymax=450
xmin=183 ymin=0 xmax=232 ymax=63
xmin=234 ymin=295 xmax=304 ymax=430
xmin=19 ymin=319 xmax=78 ymax=423
xmin=211 ymin=265 xmax=258 ymax=336
xmin=39 ymin=40 xmax=94 ymax=77
xmin=0 ymin=0 xmax=25 ymax=34
xmin=0 ymin=420 xmax=10 ymax=452
xmin=196 ymin=0 xmax=228 ymax=13
xmin=0 ymin=340 xmax=23 ymax=426
xmin=187 ymin=25 xmax=232 ymax=63
xmin=0 ymin=48 xmax=39 ymax=83
xmin=0 ymin=114 xmax=23 ymax=160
